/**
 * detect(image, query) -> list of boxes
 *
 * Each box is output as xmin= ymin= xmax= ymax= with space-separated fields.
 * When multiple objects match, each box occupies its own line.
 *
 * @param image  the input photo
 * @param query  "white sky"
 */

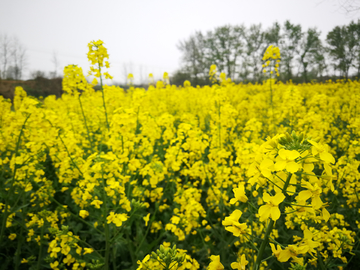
xmin=0 ymin=0 xmax=357 ymax=84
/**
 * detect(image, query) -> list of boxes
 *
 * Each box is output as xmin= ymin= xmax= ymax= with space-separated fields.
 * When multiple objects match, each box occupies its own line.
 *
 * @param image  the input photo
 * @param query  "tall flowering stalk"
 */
xmin=87 ymin=40 xmax=113 ymax=131
xmin=63 ymin=64 xmax=94 ymax=150
xmin=262 ymin=45 xmax=281 ymax=136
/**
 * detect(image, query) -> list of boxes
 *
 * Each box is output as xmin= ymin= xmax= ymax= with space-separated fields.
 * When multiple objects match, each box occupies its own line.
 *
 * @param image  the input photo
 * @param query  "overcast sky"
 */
xmin=0 ymin=0 xmax=358 ymax=84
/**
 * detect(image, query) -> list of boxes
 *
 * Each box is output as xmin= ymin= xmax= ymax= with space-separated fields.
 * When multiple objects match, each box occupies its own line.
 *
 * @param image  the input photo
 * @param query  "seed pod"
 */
xmin=152 ymin=251 xmax=158 ymax=259
xmin=298 ymin=133 xmax=304 ymax=143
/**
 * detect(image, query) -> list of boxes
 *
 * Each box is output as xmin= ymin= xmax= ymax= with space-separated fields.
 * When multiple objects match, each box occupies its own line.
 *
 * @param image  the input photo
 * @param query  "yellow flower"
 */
xmin=87 ymin=40 xmax=109 ymax=66
xmin=79 ymin=210 xmax=89 ymax=219
xmin=209 ymin=65 xmax=218 ymax=83
xmin=91 ymin=78 xmax=98 ymax=85
xmin=144 ymin=213 xmax=150 ymax=226
xmin=297 ymin=181 xmax=323 ymax=209
xmin=222 ymin=209 xmax=248 ymax=236
xmin=136 ymin=254 xmax=150 ymax=270
xmin=50 ymin=261 xmax=59 ymax=270
xmin=8 ymin=233 xmax=16 ymax=240
xmin=163 ymin=72 xmax=169 ymax=80
xmin=230 ymin=184 xmax=248 ymax=204
xmin=258 ymin=192 xmax=285 ymax=221
xmin=308 ymin=140 xmax=335 ymax=176
xmin=90 ymin=199 xmax=103 ymax=209
xmin=63 ymin=64 xmax=92 ymax=95
xmin=308 ymin=140 xmax=335 ymax=164
xmin=83 ymin=248 xmax=94 ymax=255
xmin=230 ymin=254 xmax=248 ymax=270
xmin=183 ymin=80 xmax=191 ymax=87
xmin=277 ymin=244 xmax=306 ymax=264
xmin=300 ymin=229 xmax=320 ymax=255
xmin=259 ymin=158 xmax=275 ymax=180
xmin=208 ymin=255 xmax=224 ymax=270
xmin=274 ymin=149 xmax=301 ymax=173
xmin=270 ymin=243 xmax=283 ymax=259
xmin=104 ymin=72 xmax=113 ymax=80
xmin=107 ymin=212 xmax=128 ymax=227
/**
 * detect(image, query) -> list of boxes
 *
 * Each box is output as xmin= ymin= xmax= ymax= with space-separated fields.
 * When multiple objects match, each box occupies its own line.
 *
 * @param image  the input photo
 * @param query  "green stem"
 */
xmin=269 ymin=72 xmax=275 ymax=136
xmin=14 ymin=225 xmax=23 ymax=270
xmin=112 ymin=245 xmax=117 ymax=270
xmin=68 ymin=234 xmax=103 ymax=259
xmin=253 ymin=172 xmax=292 ymax=270
xmin=0 ymin=113 xmax=31 ymax=244
xmin=36 ymin=223 xmax=45 ymax=269
xmin=253 ymin=219 xmax=274 ymax=270
xmin=50 ymin=197 xmax=104 ymax=236
xmin=126 ymin=232 xmax=136 ymax=267
xmin=217 ymin=101 xmax=221 ymax=149
xmin=98 ymin=62 xmax=110 ymax=131
xmin=134 ymin=204 xmax=158 ymax=254
xmin=101 ymin=165 xmax=110 ymax=270
xmin=15 ymin=195 xmax=27 ymax=270
xmin=57 ymin=133 xmax=83 ymax=177
xmin=78 ymin=95 xmax=94 ymax=151
xmin=282 ymin=173 xmax=293 ymax=195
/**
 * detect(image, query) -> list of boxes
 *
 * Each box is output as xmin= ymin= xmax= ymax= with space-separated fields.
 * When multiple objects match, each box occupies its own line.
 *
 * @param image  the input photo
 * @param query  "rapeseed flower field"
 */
xmin=0 ymin=41 xmax=359 ymax=270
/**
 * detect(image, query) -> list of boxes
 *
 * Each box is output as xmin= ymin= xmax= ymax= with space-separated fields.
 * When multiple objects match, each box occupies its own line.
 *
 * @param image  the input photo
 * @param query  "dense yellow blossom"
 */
xmin=1 ymin=40 xmax=359 ymax=270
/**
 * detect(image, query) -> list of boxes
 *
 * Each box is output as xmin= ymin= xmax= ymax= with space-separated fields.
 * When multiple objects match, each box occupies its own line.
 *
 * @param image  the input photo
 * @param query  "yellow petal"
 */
xmin=270 ymin=206 xmax=281 ymax=221
xmin=273 ymin=193 xmax=286 ymax=205
xmin=298 ymin=190 xmax=312 ymax=201
xmin=278 ymin=149 xmax=287 ymax=160
xmin=311 ymin=196 xmax=323 ymax=209
xmin=230 ymin=209 xmax=243 ymax=221
xmin=288 ymin=150 xmax=300 ymax=160
xmin=274 ymin=160 xmax=286 ymax=171
xmin=286 ymin=162 xmax=300 ymax=173
xmin=322 ymin=208 xmax=330 ymax=222
xmin=263 ymin=192 xmax=271 ymax=202
xmin=324 ymin=163 xmax=332 ymax=176
xmin=278 ymin=249 xmax=291 ymax=262
xmin=303 ymin=163 xmax=314 ymax=173
xmin=260 ymin=159 xmax=274 ymax=170
xmin=259 ymin=205 xmax=271 ymax=221
xmin=320 ymin=152 xmax=335 ymax=164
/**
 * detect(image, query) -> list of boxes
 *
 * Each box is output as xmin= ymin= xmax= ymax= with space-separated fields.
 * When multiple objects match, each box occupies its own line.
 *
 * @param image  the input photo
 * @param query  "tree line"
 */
xmin=0 ymin=34 xmax=27 ymax=80
xmin=172 ymin=20 xmax=360 ymax=85
xmin=2 ymin=19 xmax=360 ymax=86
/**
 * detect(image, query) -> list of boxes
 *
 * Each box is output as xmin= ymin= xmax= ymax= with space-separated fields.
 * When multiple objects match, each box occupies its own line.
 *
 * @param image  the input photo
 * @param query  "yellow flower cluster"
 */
xmin=209 ymin=64 xmax=218 ymax=83
xmin=87 ymin=39 xmax=113 ymax=84
xmin=262 ymin=45 xmax=281 ymax=76
xmin=63 ymin=65 xmax=94 ymax=95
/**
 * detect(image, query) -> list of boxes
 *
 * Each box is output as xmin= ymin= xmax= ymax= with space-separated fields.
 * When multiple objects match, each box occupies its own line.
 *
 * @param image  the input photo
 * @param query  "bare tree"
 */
xmin=178 ymin=31 xmax=208 ymax=85
xmin=281 ymin=21 xmax=302 ymax=81
xmin=0 ymin=34 xmax=12 ymax=79
xmin=11 ymin=37 xmax=27 ymax=80
xmin=50 ymin=51 xmax=60 ymax=78
xmin=0 ymin=35 xmax=27 ymax=80
xmin=337 ymin=0 xmax=360 ymax=13
xmin=122 ymin=62 xmax=134 ymax=85
xmin=243 ymin=24 xmax=266 ymax=82
xmin=298 ymin=28 xmax=322 ymax=82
